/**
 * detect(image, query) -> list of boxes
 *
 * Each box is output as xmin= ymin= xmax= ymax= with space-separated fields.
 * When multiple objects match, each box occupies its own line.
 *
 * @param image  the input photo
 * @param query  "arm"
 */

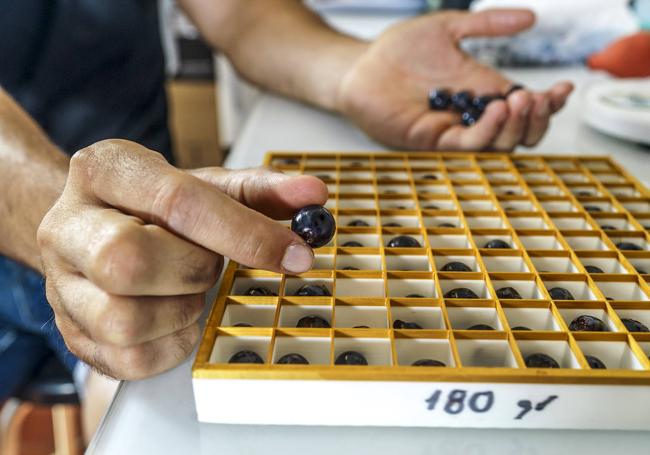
xmin=0 ymin=87 xmax=69 ymax=271
xmin=178 ymin=0 xmax=366 ymax=111
xmin=179 ymin=1 xmax=573 ymax=150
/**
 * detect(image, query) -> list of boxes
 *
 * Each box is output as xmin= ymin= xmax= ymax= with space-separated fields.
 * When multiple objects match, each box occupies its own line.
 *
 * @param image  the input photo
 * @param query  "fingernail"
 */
xmin=520 ymin=105 xmax=531 ymax=118
xmin=282 ymin=243 xmax=314 ymax=273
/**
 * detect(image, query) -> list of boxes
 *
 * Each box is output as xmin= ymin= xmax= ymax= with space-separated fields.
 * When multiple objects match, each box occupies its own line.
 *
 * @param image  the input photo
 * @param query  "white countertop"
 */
xmin=88 ymin=64 xmax=650 ymax=454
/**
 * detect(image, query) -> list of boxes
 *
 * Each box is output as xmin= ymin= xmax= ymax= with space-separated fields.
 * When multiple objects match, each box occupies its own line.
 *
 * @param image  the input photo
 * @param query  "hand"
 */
xmin=337 ymin=9 xmax=574 ymax=151
xmin=37 ymin=140 xmax=326 ymax=380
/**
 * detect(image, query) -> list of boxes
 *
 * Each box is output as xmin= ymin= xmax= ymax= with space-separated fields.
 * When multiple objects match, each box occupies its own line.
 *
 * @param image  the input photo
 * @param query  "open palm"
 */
xmin=337 ymin=9 xmax=573 ymax=151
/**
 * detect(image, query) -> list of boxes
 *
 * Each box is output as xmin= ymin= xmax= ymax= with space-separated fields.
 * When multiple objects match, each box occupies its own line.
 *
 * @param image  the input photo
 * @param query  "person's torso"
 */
xmin=0 ymin=0 xmax=172 ymax=160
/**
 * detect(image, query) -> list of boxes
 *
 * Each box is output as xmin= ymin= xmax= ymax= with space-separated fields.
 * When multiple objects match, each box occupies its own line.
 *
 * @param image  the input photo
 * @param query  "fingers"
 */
xmin=491 ymin=89 xmax=533 ymax=150
xmin=522 ymin=93 xmax=551 ymax=147
xmin=521 ymin=82 xmax=573 ymax=146
xmin=548 ymin=81 xmax=574 ymax=113
xmin=47 ymin=271 xmax=205 ymax=348
xmin=66 ymin=140 xmax=313 ymax=273
xmin=188 ymin=167 xmax=328 ymax=220
xmin=437 ymin=100 xmax=508 ymax=150
xmin=55 ymin=312 xmax=201 ymax=381
xmin=429 ymin=84 xmax=572 ymax=150
xmin=41 ymin=204 xmax=222 ymax=296
xmin=448 ymin=8 xmax=535 ymax=41
xmin=404 ymin=111 xmax=458 ymax=150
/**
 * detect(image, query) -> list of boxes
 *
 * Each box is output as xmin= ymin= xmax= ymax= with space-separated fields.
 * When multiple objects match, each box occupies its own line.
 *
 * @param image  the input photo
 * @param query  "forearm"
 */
xmin=0 ymin=87 xmax=69 ymax=271
xmin=180 ymin=0 xmax=367 ymax=110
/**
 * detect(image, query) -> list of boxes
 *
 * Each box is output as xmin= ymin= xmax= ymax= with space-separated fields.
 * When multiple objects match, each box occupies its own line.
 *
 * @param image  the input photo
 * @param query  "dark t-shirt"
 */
xmin=0 ymin=0 xmax=172 ymax=161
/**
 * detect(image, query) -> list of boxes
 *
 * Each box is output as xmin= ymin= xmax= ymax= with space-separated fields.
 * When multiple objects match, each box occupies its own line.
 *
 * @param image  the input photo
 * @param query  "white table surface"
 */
xmin=88 ymin=64 xmax=650 ymax=454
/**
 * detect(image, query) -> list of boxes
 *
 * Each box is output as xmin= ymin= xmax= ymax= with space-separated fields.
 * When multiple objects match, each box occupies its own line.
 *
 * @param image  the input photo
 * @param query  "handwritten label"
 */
xmin=425 ymin=389 xmax=558 ymax=420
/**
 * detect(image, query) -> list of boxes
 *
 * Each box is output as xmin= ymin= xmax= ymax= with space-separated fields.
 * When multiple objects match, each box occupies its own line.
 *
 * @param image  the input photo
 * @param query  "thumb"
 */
xmin=187 ymin=167 xmax=329 ymax=219
xmin=448 ymin=8 xmax=535 ymax=41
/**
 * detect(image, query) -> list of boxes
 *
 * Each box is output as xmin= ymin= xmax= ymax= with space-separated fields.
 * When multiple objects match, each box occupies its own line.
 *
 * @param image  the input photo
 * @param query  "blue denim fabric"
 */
xmin=0 ymin=255 xmax=77 ymax=399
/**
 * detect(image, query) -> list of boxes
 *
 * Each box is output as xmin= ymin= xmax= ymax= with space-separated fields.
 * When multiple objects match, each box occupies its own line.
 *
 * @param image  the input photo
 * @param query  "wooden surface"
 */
xmin=167 ymin=80 xmax=222 ymax=167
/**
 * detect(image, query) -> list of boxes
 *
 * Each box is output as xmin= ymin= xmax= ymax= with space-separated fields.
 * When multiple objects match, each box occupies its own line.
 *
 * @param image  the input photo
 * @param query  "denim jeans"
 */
xmin=0 ymin=255 xmax=77 ymax=399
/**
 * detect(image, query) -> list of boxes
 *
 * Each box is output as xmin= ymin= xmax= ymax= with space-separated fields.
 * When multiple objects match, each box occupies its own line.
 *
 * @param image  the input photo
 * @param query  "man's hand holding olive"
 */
xmin=37 ymin=139 xmax=327 ymax=379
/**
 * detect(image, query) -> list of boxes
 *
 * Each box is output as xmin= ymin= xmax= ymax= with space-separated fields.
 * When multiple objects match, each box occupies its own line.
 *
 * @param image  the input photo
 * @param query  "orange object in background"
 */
xmin=587 ymin=31 xmax=650 ymax=78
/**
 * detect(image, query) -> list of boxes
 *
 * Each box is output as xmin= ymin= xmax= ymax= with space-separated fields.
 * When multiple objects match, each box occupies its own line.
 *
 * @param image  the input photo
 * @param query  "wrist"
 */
xmin=309 ymin=38 xmax=369 ymax=112
xmin=22 ymin=146 xmax=69 ymax=271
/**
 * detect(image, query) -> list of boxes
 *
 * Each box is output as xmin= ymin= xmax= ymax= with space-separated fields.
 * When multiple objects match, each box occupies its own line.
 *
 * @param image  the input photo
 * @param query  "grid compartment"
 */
xmin=456 ymin=339 xmax=518 ymax=368
xmin=563 ymin=236 xmax=610 ymax=251
xmin=465 ymin=216 xmax=506 ymax=229
xmin=428 ymin=234 xmax=471 ymax=249
xmin=338 ymin=198 xmax=377 ymax=209
xmin=447 ymin=306 xmax=503 ymax=330
xmin=388 ymin=278 xmax=437 ymax=298
xmin=440 ymin=279 xmax=491 ymax=299
xmin=334 ymin=305 xmax=388 ymax=328
xmin=422 ymin=215 xmax=463 ymax=228
xmin=474 ymin=234 xmax=516 ymax=250
xmin=551 ymin=216 xmax=593 ymax=230
xmin=418 ymin=199 xmax=457 ymax=210
xmin=278 ymin=304 xmax=333 ymax=328
xmin=594 ymin=218 xmax=635 ymax=231
xmin=517 ymin=340 xmax=580 ymax=369
xmin=627 ymin=257 xmax=650 ymax=275
xmin=543 ymin=280 xmax=597 ymax=301
xmin=459 ymin=200 xmax=497 ymax=211
xmin=221 ymin=304 xmax=276 ymax=327
xmin=558 ymin=307 xmax=618 ymax=332
xmin=232 ymin=277 xmax=281 ymax=296
xmin=378 ymin=198 xmax=416 ymax=210
xmin=577 ymin=256 xmax=626 ymax=274
xmin=385 ymin=254 xmax=431 ymax=271
xmin=380 ymin=215 xmax=421 ymax=228
xmin=499 ymin=200 xmax=537 ymax=212
xmin=333 ymin=337 xmax=392 ymax=366
xmin=385 ymin=234 xmax=425 ymax=248
xmin=612 ymin=309 xmax=650 ymax=331
xmin=576 ymin=341 xmax=644 ymax=370
xmin=313 ymin=254 xmax=335 ymax=269
xmin=508 ymin=216 xmax=550 ymax=230
xmin=335 ymin=254 xmax=382 ymax=271
xmin=530 ymin=185 xmax=566 ymax=196
xmin=519 ymin=235 xmax=564 ymax=251
xmin=433 ymin=254 xmax=480 ymax=272
xmin=481 ymin=255 xmax=530 ymax=273
xmin=391 ymin=306 xmax=445 ymax=330
xmin=609 ymin=237 xmax=648 ymax=251
xmin=339 ymin=215 xmax=378 ymax=227
xmin=503 ymin=307 xmax=562 ymax=331
xmin=284 ymin=278 xmax=333 ymax=297
xmin=210 ymin=336 xmax=271 ymax=364
xmin=272 ymin=337 xmax=331 ymax=365
xmin=594 ymin=280 xmax=650 ymax=301
xmin=394 ymin=338 xmax=455 ymax=366
xmin=491 ymin=280 xmax=545 ymax=300
xmin=335 ymin=278 xmax=385 ymax=297
xmin=337 ymin=233 xmax=380 ymax=248
xmin=530 ymin=256 xmax=578 ymax=273
xmin=492 ymin=185 xmax=526 ymax=196
xmin=540 ymin=200 xmax=578 ymax=212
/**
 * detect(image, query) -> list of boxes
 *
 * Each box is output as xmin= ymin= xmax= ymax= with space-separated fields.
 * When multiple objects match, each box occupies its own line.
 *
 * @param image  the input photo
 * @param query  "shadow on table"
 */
xmin=198 ymin=423 xmax=650 ymax=455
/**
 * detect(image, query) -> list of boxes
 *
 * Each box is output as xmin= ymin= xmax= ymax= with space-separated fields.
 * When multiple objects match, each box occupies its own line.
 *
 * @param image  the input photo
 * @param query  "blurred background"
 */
xmin=1 ymin=1 xmax=649 ymax=454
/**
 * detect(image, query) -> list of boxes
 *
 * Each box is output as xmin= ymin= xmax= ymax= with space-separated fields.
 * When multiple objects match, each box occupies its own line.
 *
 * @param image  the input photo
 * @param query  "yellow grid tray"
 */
xmin=192 ymin=152 xmax=650 ymax=429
